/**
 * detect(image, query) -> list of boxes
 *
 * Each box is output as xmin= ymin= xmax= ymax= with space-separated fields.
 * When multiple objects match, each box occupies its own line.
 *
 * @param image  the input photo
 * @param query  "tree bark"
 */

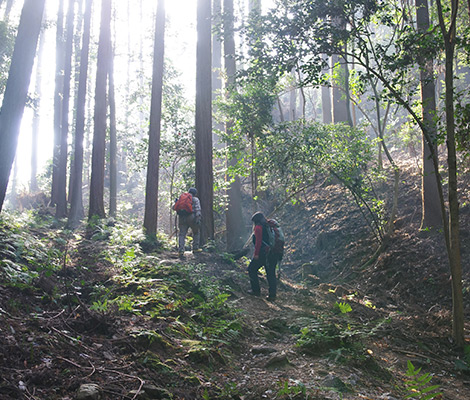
xmin=0 ymin=0 xmax=45 ymax=212
xmin=143 ymin=0 xmax=166 ymax=237
xmin=195 ymin=0 xmax=214 ymax=243
xmin=31 ymin=11 xmax=47 ymax=193
xmin=108 ymin=41 xmax=117 ymax=218
xmin=416 ymin=0 xmax=442 ymax=229
xmin=51 ymin=0 xmax=65 ymax=207
xmin=212 ymin=0 xmax=223 ymax=148
xmin=436 ymin=0 xmax=464 ymax=347
xmin=89 ymin=0 xmax=111 ymax=219
xmin=68 ymin=0 xmax=92 ymax=228
xmin=223 ymin=0 xmax=245 ymax=251
xmin=56 ymin=0 xmax=75 ymax=218
xmin=331 ymin=54 xmax=352 ymax=126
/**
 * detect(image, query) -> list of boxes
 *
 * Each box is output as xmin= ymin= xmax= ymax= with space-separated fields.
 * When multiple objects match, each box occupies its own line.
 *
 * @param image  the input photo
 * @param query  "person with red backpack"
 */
xmin=173 ymin=187 xmax=202 ymax=257
xmin=247 ymin=212 xmax=284 ymax=301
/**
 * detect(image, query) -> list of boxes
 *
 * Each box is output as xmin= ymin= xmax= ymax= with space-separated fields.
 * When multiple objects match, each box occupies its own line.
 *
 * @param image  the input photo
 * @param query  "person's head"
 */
xmin=251 ymin=212 xmax=266 ymax=226
xmin=189 ymin=187 xmax=197 ymax=196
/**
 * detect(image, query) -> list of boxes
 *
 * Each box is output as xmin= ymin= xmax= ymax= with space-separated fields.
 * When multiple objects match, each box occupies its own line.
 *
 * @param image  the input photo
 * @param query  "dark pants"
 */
xmin=248 ymin=251 xmax=279 ymax=298
xmin=178 ymin=214 xmax=200 ymax=252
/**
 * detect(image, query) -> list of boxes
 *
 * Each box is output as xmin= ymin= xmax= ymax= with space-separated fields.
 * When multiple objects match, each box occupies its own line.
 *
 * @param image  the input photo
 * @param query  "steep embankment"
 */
xmin=1 ymin=161 xmax=470 ymax=399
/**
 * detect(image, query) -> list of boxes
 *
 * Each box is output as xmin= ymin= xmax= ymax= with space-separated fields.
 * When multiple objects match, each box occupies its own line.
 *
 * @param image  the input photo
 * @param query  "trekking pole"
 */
xmin=277 ymin=259 xmax=282 ymax=281
xmin=174 ymin=214 xmax=178 ymax=248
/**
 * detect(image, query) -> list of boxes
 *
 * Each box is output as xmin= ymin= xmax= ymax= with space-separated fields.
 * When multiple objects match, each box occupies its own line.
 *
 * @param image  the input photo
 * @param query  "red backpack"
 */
xmin=173 ymin=193 xmax=193 ymax=216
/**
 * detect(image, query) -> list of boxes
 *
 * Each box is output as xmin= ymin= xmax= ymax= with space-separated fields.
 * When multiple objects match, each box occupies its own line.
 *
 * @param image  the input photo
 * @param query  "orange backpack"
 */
xmin=173 ymin=193 xmax=193 ymax=216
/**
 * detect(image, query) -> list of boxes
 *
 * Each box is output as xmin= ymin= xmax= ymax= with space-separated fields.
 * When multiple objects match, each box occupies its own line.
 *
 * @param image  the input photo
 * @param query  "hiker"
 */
xmin=174 ymin=187 xmax=202 ymax=257
xmin=247 ymin=211 xmax=278 ymax=301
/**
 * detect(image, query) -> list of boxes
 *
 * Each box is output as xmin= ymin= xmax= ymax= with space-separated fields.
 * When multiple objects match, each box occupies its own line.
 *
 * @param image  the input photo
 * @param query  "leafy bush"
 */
xmin=404 ymin=361 xmax=442 ymax=400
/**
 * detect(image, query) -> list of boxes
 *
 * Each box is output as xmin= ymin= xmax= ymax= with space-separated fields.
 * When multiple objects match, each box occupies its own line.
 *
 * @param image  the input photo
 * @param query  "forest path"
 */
xmin=180 ymin=250 xmax=401 ymax=399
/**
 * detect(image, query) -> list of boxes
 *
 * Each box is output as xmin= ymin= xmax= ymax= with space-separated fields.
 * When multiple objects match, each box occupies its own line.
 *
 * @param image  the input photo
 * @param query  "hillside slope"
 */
xmin=1 ymin=163 xmax=470 ymax=399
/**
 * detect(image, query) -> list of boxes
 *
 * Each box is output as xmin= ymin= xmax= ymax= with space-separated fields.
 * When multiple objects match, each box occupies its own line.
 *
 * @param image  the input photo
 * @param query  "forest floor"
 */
xmin=1 ymin=160 xmax=470 ymax=399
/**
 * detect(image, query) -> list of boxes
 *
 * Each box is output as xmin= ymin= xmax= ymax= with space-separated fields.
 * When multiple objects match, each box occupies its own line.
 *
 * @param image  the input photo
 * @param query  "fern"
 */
xmin=404 ymin=361 xmax=442 ymax=400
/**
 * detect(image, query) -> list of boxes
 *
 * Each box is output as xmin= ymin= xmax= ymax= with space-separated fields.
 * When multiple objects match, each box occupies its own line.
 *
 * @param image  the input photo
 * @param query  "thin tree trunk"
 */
xmin=0 ymin=0 xmax=45 ymax=212
xmin=108 ymin=43 xmax=117 ymax=218
xmin=31 ymin=11 xmax=47 ymax=193
xmin=51 ymin=0 xmax=65 ymax=207
xmin=56 ymin=0 xmax=75 ymax=218
xmin=276 ymin=96 xmax=285 ymax=122
xmin=68 ymin=0 xmax=92 ymax=228
xmin=322 ymin=54 xmax=332 ymax=124
xmin=436 ymin=0 xmax=464 ymax=347
xmin=290 ymin=70 xmax=296 ymax=121
xmin=143 ymin=0 xmax=165 ymax=237
xmin=68 ymin=0 xmax=84 ymax=204
xmin=195 ymin=0 xmax=214 ymax=243
xmin=223 ymin=0 xmax=244 ymax=252
xmin=89 ymin=0 xmax=111 ymax=219
xmin=212 ymin=0 xmax=223 ymax=148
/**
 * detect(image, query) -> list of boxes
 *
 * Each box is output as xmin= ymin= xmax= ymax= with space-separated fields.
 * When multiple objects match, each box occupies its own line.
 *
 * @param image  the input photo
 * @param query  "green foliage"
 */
xmin=218 ymin=78 xmax=276 ymax=141
xmin=276 ymin=379 xmax=307 ymax=399
xmin=404 ymin=361 xmax=442 ymax=400
xmin=296 ymin=323 xmax=342 ymax=354
xmin=334 ymin=302 xmax=353 ymax=314
xmin=256 ymin=121 xmax=386 ymax=240
xmin=89 ymin=298 xmax=109 ymax=313
xmin=0 ymin=212 xmax=62 ymax=287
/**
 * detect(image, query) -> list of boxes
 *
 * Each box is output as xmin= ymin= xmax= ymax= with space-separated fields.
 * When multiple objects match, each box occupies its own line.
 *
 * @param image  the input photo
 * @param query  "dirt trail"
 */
xmin=188 ymin=248 xmax=470 ymax=400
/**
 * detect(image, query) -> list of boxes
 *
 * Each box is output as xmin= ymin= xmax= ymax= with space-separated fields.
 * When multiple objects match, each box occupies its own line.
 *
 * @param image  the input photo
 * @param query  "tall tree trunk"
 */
xmin=331 ymin=54 xmax=352 ymax=125
xmin=212 ymin=0 xmax=223 ymax=148
xmin=436 ymin=0 xmax=464 ymax=347
xmin=143 ymin=0 xmax=165 ymax=237
xmin=56 ymin=0 xmax=75 ymax=218
xmin=68 ymin=0 xmax=84 ymax=204
xmin=31 ymin=11 xmax=47 ymax=193
xmin=223 ymin=0 xmax=244 ymax=252
xmin=195 ymin=0 xmax=214 ymax=243
xmin=289 ymin=70 xmax=296 ymax=121
xmin=68 ymin=0 xmax=92 ymax=228
xmin=248 ymin=0 xmax=261 ymax=205
xmin=108 ymin=41 xmax=117 ymax=218
xmin=89 ymin=0 xmax=111 ymax=219
xmin=416 ymin=0 xmax=442 ymax=229
xmin=51 ymin=0 xmax=65 ymax=207
xmin=0 ymin=0 xmax=45 ymax=212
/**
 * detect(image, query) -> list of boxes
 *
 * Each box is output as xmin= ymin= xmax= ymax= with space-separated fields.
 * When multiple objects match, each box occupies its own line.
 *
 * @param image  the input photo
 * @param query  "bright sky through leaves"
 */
xmin=4 ymin=0 xmax=274 ymax=190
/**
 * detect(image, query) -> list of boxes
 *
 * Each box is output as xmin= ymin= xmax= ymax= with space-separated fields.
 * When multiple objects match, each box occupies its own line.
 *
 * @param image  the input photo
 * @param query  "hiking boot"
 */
xmin=266 ymin=295 xmax=276 ymax=302
xmin=192 ymin=248 xmax=202 ymax=254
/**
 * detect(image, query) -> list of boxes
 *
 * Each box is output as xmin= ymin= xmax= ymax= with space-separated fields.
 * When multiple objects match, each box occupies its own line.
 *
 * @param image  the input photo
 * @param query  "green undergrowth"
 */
xmin=0 ymin=211 xmax=249 ymax=396
xmin=0 ymin=211 xmax=63 ymax=287
xmin=1 ymin=212 xmax=245 ymax=349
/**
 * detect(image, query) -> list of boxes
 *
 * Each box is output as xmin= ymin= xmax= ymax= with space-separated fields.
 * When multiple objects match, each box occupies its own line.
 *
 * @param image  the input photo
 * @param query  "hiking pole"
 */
xmin=174 ymin=214 xmax=178 ymax=248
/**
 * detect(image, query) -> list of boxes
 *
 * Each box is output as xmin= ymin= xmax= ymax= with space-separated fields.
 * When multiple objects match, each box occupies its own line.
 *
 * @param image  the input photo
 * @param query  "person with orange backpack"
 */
xmin=173 ymin=187 xmax=202 ymax=257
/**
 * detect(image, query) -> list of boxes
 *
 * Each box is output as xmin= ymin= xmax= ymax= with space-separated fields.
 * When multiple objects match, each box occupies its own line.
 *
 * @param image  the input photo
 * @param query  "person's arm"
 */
xmin=253 ymin=224 xmax=263 ymax=258
xmin=193 ymin=197 xmax=202 ymax=219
